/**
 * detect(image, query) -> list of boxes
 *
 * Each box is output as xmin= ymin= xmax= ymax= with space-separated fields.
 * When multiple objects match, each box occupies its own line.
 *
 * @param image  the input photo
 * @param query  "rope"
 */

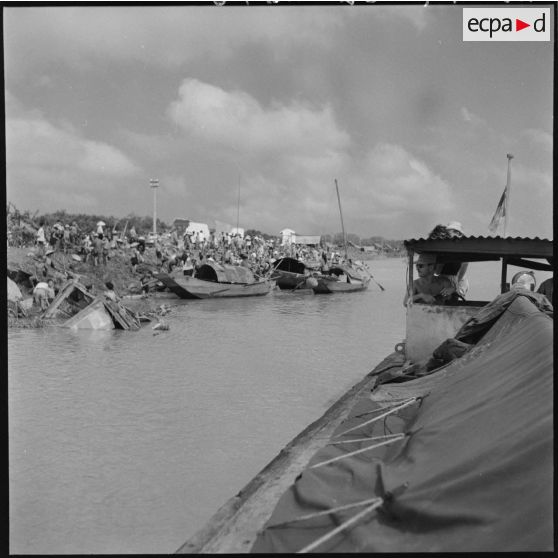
xmin=309 ymin=433 xmax=406 ymax=469
xmin=268 ymin=496 xmax=382 ymax=528
xmin=297 ymin=498 xmax=384 ymax=553
xmin=333 ymin=397 xmax=419 ymax=438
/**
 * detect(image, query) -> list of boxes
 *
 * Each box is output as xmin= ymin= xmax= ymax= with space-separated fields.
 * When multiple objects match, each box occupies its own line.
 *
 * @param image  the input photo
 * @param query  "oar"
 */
xmin=371 ymin=275 xmax=385 ymax=291
xmin=291 ymin=278 xmax=307 ymax=292
xmin=360 ymin=263 xmax=385 ymax=291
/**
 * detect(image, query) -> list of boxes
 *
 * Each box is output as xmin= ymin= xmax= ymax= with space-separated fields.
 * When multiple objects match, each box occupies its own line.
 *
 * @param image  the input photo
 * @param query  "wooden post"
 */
xmin=407 ymin=250 xmax=414 ymax=301
xmin=500 ymin=258 xmax=508 ymax=293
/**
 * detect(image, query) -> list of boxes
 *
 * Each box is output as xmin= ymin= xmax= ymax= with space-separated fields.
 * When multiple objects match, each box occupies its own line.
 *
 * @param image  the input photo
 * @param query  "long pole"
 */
xmin=335 ymin=179 xmax=348 ymax=260
xmin=503 ymin=154 xmax=513 ymax=237
xmin=150 ymin=178 xmax=159 ymax=235
xmin=236 ymin=172 xmax=240 ymax=231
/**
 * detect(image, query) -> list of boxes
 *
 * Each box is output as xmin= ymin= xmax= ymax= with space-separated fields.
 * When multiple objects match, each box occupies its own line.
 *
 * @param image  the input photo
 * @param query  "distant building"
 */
xmin=173 ymin=218 xmax=210 ymax=241
xmin=280 ymin=228 xmax=296 ymax=245
xmin=294 ymin=235 xmax=321 ymax=246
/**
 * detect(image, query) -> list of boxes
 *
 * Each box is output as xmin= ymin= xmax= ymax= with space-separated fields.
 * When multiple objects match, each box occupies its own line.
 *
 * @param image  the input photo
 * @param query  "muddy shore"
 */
xmin=7 ymin=245 xmax=384 ymax=327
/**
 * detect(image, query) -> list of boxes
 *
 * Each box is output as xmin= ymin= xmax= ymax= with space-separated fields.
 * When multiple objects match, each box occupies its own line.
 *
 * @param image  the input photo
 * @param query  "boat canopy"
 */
xmin=404 ymin=236 xmax=553 ymax=294
xmin=404 ymin=236 xmax=553 ymax=267
xmin=196 ymin=262 xmax=256 ymax=284
xmin=273 ymin=257 xmax=306 ymax=275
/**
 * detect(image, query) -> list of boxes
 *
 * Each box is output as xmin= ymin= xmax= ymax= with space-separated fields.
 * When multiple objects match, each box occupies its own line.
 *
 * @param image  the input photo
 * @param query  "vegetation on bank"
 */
xmin=6 ymin=203 xmax=405 ymax=254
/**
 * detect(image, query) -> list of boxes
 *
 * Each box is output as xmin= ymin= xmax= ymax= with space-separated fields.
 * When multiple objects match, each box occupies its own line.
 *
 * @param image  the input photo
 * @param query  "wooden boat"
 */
xmin=156 ymin=261 xmax=274 ymax=299
xmin=270 ymin=257 xmax=310 ymax=290
xmin=177 ymin=236 xmax=553 ymax=554
xmin=312 ymin=179 xmax=371 ymax=295
xmin=312 ymin=262 xmax=371 ymax=294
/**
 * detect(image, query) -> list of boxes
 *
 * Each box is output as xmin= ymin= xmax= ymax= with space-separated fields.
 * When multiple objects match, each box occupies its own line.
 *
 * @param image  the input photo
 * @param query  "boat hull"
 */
xmin=312 ymin=275 xmax=370 ymax=294
xmin=157 ymin=272 xmax=273 ymax=299
xmin=274 ymin=270 xmax=309 ymax=290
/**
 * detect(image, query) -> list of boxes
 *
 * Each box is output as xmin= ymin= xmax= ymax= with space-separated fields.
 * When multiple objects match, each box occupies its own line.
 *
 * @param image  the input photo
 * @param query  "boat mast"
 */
xmin=335 ymin=179 xmax=348 ymax=260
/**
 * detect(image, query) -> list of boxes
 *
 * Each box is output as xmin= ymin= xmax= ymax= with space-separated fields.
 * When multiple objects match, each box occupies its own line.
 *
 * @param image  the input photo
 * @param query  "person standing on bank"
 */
xmin=404 ymin=253 xmax=456 ymax=306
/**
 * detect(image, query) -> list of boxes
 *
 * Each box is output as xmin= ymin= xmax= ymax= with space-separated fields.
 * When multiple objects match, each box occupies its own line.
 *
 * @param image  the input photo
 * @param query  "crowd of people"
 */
xmin=32 ymin=219 xmax=352 ymax=282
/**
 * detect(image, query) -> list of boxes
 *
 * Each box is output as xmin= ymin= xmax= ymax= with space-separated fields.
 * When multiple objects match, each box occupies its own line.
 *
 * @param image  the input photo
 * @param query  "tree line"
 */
xmin=7 ymin=203 xmax=404 ymax=251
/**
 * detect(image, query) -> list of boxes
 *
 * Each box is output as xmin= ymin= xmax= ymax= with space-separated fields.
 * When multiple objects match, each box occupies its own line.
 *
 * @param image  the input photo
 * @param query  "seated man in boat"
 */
xmin=429 ymin=221 xmax=469 ymax=298
xmin=403 ymin=253 xmax=456 ymax=306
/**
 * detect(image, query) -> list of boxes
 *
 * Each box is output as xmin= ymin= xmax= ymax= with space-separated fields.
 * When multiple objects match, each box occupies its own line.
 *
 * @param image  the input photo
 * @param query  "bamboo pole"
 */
xmin=333 ymin=397 xmax=418 ymax=438
xmin=309 ymin=433 xmax=406 ymax=469
xmin=270 ymin=496 xmax=382 ymax=527
xmin=334 ymin=179 xmax=348 ymax=260
xmin=297 ymin=499 xmax=384 ymax=553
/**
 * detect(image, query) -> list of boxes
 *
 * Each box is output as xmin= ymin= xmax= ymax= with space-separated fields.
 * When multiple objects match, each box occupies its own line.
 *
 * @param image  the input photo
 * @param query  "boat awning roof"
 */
xmin=197 ymin=262 xmax=256 ymax=283
xmin=404 ymin=236 xmax=553 ymax=269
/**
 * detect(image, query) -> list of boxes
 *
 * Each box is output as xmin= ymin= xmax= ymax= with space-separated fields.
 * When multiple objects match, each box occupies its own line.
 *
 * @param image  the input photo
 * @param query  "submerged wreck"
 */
xmin=43 ymin=279 xmax=142 ymax=330
xmin=177 ymin=236 xmax=553 ymax=553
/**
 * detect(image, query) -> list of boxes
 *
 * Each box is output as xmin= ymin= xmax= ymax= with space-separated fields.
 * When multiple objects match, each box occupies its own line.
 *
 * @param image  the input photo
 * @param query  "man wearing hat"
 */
xmin=404 ymin=253 xmax=456 ymax=306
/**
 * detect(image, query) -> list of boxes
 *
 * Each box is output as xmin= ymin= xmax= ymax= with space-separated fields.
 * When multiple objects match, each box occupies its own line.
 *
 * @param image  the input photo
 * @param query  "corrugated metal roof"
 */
xmin=403 ymin=236 xmax=553 ymax=260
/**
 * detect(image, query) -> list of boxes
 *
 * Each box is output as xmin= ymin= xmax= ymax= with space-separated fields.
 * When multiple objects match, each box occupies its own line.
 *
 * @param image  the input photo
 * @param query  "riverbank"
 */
xmin=6 ymin=244 xmax=388 ymax=326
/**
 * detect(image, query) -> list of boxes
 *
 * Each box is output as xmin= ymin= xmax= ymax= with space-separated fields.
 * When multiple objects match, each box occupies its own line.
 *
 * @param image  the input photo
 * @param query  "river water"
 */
xmin=8 ymin=257 xmax=551 ymax=554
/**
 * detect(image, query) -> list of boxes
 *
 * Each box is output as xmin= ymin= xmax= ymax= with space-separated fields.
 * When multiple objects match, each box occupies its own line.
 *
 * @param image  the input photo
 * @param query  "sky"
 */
xmin=3 ymin=2 xmax=554 ymax=240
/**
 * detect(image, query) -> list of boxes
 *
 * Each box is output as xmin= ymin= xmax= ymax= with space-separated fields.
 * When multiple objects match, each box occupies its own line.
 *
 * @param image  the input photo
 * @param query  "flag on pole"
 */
xmin=488 ymin=188 xmax=507 ymax=234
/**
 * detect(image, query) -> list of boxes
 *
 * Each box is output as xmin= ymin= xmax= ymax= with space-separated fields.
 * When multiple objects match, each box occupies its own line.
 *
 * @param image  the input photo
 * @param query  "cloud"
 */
xmin=3 ymin=6 xmax=341 ymax=77
xmin=460 ymin=106 xmax=487 ymax=127
xmin=6 ymin=101 xmax=142 ymax=214
xmin=520 ymin=128 xmax=552 ymax=153
xmin=372 ymin=5 xmax=431 ymax=32
xmin=361 ymin=143 xmax=453 ymax=214
xmin=7 ymin=117 xmax=140 ymax=177
xmin=167 ymin=79 xmax=351 ymax=158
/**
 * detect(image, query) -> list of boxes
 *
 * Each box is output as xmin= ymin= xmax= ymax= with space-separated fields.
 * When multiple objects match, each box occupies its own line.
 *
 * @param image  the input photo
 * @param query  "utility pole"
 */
xmin=150 ymin=178 xmax=159 ymax=235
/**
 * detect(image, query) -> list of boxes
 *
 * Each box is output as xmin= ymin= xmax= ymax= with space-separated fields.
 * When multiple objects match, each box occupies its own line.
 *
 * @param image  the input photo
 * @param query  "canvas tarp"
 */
xmin=196 ymin=262 xmax=256 ymax=284
xmin=252 ymin=294 xmax=553 ymax=552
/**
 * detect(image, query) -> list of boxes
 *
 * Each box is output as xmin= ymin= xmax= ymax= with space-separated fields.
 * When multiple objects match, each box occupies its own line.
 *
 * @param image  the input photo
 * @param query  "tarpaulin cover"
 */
xmin=196 ymin=262 xmax=256 ymax=284
xmin=252 ymin=295 xmax=553 ymax=552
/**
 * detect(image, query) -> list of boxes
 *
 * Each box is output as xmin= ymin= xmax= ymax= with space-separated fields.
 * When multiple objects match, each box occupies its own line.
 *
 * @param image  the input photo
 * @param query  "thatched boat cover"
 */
xmin=196 ymin=262 xmax=256 ymax=284
xmin=252 ymin=293 xmax=553 ymax=552
xmin=273 ymin=257 xmax=306 ymax=275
